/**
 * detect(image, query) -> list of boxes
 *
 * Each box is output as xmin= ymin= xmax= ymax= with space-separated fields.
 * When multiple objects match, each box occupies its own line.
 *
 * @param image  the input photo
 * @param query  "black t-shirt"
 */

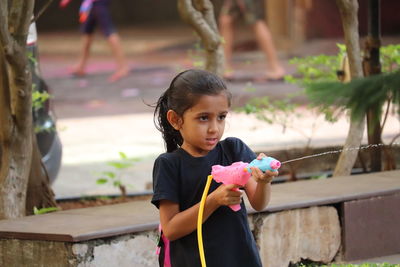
xmin=151 ymin=137 xmax=262 ymax=267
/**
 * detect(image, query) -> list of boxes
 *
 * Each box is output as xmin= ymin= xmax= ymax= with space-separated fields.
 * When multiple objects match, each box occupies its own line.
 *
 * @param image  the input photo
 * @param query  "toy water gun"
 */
xmin=197 ymin=157 xmax=281 ymax=267
xmin=211 ymin=157 xmax=281 ymax=211
xmin=79 ymin=0 xmax=93 ymax=23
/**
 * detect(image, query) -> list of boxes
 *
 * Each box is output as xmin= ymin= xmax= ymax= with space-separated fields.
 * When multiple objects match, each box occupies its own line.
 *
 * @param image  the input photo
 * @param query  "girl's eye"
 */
xmin=199 ymin=116 xmax=208 ymax=121
xmin=218 ymin=114 xmax=227 ymax=121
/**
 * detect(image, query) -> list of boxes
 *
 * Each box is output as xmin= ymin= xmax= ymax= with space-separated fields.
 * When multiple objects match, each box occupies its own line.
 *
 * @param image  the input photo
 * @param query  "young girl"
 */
xmin=151 ymin=69 xmax=278 ymax=267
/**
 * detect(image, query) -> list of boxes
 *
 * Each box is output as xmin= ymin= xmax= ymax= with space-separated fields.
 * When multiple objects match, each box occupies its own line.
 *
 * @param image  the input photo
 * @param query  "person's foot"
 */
xmin=68 ymin=65 xmax=86 ymax=77
xmin=265 ymin=67 xmax=285 ymax=81
xmin=108 ymin=66 xmax=129 ymax=82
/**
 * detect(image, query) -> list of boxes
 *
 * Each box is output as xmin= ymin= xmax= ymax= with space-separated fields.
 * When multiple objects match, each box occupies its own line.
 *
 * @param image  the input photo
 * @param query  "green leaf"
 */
xmin=306 ymin=70 xmax=400 ymax=121
xmin=119 ymin=151 xmax=128 ymax=159
xmin=96 ymin=178 xmax=108 ymax=184
xmin=107 ymin=161 xmax=132 ymax=169
xmin=101 ymin=171 xmax=116 ymax=179
xmin=33 ymin=206 xmax=60 ymax=215
xmin=32 ymin=91 xmax=50 ymax=111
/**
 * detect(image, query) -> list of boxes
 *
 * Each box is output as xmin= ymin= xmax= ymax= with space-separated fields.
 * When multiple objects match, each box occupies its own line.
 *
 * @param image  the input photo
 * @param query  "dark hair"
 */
xmin=153 ymin=69 xmax=231 ymax=152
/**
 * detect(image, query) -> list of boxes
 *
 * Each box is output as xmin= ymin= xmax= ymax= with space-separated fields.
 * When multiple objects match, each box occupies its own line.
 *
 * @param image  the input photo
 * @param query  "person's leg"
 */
xmin=219 ymin=0 xmax=240 ymax=78
xmin=107 ymin=32 xmax=129 ymax=82
xmin=219 ymin=13 xmax=235 ymax=76
xmin=95 ymin=2 xmax=129 ymax=81
xmin=70 ymin=3 xmax=98 ymax=77
xmin=71 ymin=33 xmax=94 ymax=76
xmin=252 ymin=20 xmax=285 ymax=79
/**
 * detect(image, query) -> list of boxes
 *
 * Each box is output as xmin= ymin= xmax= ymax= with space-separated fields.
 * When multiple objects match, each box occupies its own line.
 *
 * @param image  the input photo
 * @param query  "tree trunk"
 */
xmin=25 ymin=135 xmax=58 ymax=216
xmin=333 ymin=0 xmax=365 ymax=177
xmin=177 ymin=0 xmax=224 ymax=76
xmin=0 ymin=36 xmax=33 ymax=219
xmin=0 ymin=0 xmax=56 ymax=219
xmin=363 ymin=0 xmax=382 ymax=172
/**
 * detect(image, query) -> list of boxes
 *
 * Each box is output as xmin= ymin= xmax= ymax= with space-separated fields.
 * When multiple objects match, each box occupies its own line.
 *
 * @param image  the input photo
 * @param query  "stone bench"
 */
xmin=1 ymin=170 xmax=399 ymax=267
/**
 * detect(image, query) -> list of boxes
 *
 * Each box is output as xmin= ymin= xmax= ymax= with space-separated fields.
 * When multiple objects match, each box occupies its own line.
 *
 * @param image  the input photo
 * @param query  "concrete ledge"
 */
xmin=260 ymin=170 xmax=400 ymax=213
xmin=258 ymin=206 xmax=341 ymax=267
xmin=0 ymin=201 xmax=159 ymax=242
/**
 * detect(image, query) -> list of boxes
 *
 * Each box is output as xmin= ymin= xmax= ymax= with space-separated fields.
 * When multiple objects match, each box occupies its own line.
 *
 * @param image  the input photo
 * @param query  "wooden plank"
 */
xmin=0 ymin=170 xmax=399 ymax=242
xmin=0 ymin=201 xmax=159 ymax=242
xmin=342 ymin=194 xmax=400 ymax=260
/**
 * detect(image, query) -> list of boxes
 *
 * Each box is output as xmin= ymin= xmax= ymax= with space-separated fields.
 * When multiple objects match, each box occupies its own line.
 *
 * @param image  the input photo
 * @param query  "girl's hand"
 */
xmin=250 ymin=153 xmax=279 ymax=184
xmin=210 ymin=184 xmax=242 ymax=207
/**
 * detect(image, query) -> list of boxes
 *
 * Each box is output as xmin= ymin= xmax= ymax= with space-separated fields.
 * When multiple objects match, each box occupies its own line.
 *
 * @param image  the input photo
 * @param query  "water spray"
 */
xmin=281 ymin=142 xmax=399 ymax=164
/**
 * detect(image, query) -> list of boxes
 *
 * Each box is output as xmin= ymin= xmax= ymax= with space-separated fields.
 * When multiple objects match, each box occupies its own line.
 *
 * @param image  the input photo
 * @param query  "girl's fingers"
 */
xmin=265 ymin=170 xmax=279 ymax=177
xmin=251 ymin=169 xmax=278 ymax=183
xmin=256 ymin=153 xmax=266 ymax=160
xmin=250 ymin=167 xmax=262 ymax=176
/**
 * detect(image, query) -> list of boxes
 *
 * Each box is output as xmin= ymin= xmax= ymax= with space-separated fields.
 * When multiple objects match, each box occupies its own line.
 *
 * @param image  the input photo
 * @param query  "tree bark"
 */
xmin=25 ymin=135 xmax=58 ymax=216
xmin=363 ymin=0 xmax=382 ymax=172
xmin=333 ymin=0 xmax=365 ymax=177
xmin=0 ymin=0 xmax=56 ymax=219
xmin=177 ymin=0 xmax=224 ymax=76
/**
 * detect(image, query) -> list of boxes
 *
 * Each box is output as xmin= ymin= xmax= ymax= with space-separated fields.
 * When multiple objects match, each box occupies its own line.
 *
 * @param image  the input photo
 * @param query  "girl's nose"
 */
xmin=208 ymin=120 xmax=219 ymax=133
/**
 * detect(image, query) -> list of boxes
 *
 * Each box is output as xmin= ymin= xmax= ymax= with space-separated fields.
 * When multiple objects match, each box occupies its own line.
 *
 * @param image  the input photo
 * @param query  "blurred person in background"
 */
xmin=60 ymin=0 xmax=129 ymax=82
xmin=218 ymin=0 xmax=285 ymax=81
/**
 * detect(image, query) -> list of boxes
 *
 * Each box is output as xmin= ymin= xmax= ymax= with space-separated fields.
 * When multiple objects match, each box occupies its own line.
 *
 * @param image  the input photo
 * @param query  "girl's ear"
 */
xmin=167 ymin=110 xmax=182 ymax=130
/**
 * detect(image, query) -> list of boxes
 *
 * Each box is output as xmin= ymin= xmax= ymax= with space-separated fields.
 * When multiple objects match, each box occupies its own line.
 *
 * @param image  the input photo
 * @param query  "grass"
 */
xmin=296 ymin=263 xmax=399 ymax=267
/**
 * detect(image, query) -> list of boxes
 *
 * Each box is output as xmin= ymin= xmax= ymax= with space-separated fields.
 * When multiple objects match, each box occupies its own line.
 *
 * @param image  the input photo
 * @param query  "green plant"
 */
xmin=235 ymin=84 xmax=316 ymax=181
xmin=283 ymin=43 xmax=348 ymax=122
xmin=327 ymin=263 xmax=399 ymax=267
xmin=285 ymin=44 xmax=346 ymax=87
xmin=297 ymin=262 xmax=399 ymax=267
xmin=187 ymin=36 xmax=205 ymax=68
xmin=30 ymin=48 xmax=54 ymax=134
xmin=32 ymin=89 xmax=50 ymax=111
xmin=292 ymin=44 xmax=400 ymax=122
xmin=381 ymin=44 xmax=400 ymax=72
xmin=32 ymin=89 xmax=53 ymax=133
xmin=237 ymin=45 xmax=342 ymax=133
xmin=96 ymin=152 xmax=140 ymax=199
xmin=33 ymin=206 xmax=59 ymax=215
xmin=238 ymin=43 xmax=399 ymax=177
xmin=310 ymin=173 xmax=329 ymax=180
xmin=239 ymin=43 xmax=400 ymax=141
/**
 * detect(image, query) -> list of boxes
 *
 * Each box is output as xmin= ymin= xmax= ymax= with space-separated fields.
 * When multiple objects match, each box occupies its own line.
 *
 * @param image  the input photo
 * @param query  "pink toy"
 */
xmin=211 ymin=157 xmax=281 ymax=211
xmin=212 ymin=161 xmax=250 ymax=211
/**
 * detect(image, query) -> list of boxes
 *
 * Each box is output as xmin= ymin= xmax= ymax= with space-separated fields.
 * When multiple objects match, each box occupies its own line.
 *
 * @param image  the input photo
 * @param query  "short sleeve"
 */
xmin=151 ymin=154 xmax=180 ymax=209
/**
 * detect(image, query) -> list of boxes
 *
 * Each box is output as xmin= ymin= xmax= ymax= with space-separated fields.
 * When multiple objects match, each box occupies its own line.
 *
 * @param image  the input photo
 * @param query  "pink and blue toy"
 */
xmin=211 ymin=157 xmax=281 ymax=211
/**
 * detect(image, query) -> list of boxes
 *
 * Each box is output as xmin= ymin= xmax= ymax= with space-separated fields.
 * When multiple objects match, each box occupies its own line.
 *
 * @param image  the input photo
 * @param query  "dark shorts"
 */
xmin=81 ymin=1 xmax=115 ymax=37
xmin=220 ymin=0 xmax=264 ymax=25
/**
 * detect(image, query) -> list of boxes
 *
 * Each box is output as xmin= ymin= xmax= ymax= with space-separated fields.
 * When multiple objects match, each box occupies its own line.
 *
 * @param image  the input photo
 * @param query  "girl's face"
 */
xmin=173 ymin=92 xmax=229 ymax=157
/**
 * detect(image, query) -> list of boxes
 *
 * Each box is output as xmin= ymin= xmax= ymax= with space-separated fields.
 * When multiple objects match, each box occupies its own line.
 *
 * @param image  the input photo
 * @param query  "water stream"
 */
xmin=281 ymin=142 xmax=400 ymax=165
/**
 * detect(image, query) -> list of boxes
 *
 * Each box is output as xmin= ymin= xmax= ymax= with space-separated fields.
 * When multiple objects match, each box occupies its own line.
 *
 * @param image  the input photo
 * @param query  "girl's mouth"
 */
xmin=206 ymin=138 xmax=218 ymax=145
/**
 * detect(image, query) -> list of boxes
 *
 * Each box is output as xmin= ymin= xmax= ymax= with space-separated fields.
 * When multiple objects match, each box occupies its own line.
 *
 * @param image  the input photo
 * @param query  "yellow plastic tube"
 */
xmin=197 ymin=175 xmax=213 ymax=267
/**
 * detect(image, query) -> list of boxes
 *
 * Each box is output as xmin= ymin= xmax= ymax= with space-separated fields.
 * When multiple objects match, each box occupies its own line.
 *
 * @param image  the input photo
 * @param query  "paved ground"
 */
xmin=36 ymin=25 xmax=400 ymax=264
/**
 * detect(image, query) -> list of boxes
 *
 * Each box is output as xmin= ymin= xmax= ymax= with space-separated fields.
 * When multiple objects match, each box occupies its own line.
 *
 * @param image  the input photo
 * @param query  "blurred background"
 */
xmin=32 ymin=0 xmax=400 ymax=198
